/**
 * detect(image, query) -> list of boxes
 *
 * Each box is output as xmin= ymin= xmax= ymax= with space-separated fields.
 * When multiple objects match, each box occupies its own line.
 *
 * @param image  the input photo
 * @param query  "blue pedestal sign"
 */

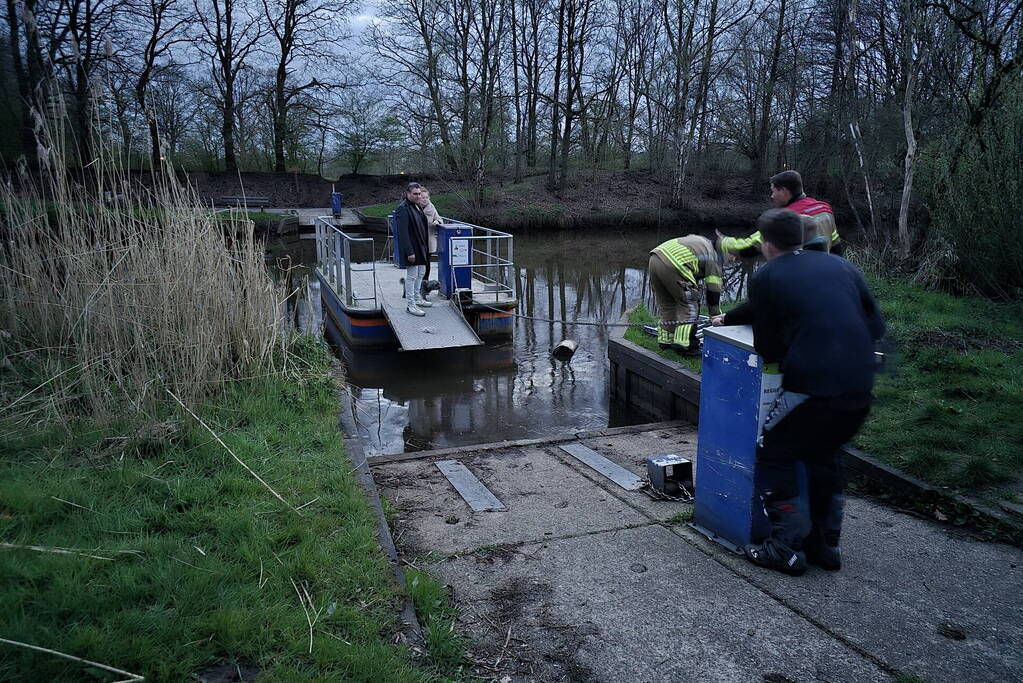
xmin=437 ymin=224 xmax=472 ymax=297
xmin=692 ymin=325 xmax=781 ymax=552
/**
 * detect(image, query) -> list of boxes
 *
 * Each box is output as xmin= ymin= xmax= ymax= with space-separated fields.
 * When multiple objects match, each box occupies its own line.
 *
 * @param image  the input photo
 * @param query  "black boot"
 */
xmin=806 ymin=491 xmax=845 ymax=571
xmin=744 ymin=538 xmax=807 ymax=576
xmin=804 ymin=529 xmax=841 ymax=571
xmin=745 ymin=495 xmax=810 ymax=577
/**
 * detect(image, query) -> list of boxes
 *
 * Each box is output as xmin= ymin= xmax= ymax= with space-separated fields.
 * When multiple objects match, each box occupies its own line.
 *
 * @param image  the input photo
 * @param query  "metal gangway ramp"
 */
xmin=376 ymin=262 xmax=483 ymax=351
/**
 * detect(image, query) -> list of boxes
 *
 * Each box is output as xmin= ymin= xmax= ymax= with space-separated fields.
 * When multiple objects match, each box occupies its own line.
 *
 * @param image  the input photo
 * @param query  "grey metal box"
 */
xmin=646 ymin=454 xmax=693 ymax=496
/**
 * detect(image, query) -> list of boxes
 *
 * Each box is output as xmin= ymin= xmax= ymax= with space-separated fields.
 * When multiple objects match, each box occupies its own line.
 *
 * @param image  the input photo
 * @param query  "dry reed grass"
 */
xmin=1 ymin=131 xmax=287 ymax=423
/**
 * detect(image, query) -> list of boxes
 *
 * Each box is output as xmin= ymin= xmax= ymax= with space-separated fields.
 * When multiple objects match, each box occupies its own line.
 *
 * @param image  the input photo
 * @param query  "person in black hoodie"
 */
xmin=712 ymin=208 xmax=885 ymax=575
xmin=392 ymin=183 xmax=432 ymax=316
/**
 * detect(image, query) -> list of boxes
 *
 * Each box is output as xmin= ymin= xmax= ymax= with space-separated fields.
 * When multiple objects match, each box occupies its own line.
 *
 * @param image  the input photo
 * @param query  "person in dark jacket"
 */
xmin=711 ymin=208 xmax=885 ymax=576
xmin=392 ymin=182 xmax=432 ymax=316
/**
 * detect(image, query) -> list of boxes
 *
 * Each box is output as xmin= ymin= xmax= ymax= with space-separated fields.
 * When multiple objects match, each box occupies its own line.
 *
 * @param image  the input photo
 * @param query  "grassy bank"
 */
xmin=858 ymin=278 xmax=1023 ymax=493
xmin=357 ymin=193 xmax=463 ymax=218
xmin=0 ymin=339 xmax=435 ymax=681
xmin=623 ymin=304 xmax=702 ymax=373
xmin=623 ymin=278 xmax=1023 ymax=496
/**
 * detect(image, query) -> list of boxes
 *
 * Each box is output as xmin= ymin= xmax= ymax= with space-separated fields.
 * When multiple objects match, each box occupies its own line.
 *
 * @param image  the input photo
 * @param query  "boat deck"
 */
xmin=346 ymin=259 xmax=517 ymax=313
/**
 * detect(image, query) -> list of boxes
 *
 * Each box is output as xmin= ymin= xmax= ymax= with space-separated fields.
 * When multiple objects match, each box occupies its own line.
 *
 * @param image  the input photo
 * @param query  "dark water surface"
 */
xmin=301 ymin=226 xmax=696 ymax=456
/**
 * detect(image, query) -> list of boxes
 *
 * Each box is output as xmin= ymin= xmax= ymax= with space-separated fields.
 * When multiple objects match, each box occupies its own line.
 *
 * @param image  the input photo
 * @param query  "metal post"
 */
xmin=315 ymin=218 xmax=322 ymax=267
xmin=343 ymin=237 xmax=353 ymax=306
xmin=507 ymin=235 xmax=515 ymax=299
xmin=333 ymin=232 xmax=342 ymax=293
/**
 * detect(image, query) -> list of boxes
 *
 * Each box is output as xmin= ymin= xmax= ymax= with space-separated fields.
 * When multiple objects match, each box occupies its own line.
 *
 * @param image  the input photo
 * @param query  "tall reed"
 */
xmin=1 ymin=129 xmax=287 ymax=423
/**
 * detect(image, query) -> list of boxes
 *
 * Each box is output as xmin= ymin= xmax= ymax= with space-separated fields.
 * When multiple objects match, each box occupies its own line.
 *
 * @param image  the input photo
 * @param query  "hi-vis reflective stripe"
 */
xmin=655 ymin=241 xmax=697 ymax=284
xmin=705 ymin=275 xmax=722 ymax=287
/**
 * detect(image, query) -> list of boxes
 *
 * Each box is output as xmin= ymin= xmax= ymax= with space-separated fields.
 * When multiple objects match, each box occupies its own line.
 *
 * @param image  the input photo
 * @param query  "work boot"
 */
xmin=406 ymin=304 xmax=425 ymax=317
xmin=804 ymin=529 xmax=842 ymax=571
xmin=807 ymin=490 xmax=845 ymax=570
xmin=744 ymin=538 xmax=807 ymax=576
xmin=415 ymin=298 xmax=433 ymax=308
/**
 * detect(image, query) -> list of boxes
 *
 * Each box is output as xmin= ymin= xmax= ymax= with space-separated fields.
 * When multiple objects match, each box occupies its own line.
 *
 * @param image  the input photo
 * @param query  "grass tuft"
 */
xmin=405 ymin=568 xmax=469 ymax=676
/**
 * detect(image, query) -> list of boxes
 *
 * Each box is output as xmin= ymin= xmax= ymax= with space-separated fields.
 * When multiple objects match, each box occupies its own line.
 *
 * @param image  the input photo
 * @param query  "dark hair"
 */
xmin=769 ymin=170 xmax=803 ymax=198
xmin=757 ymin=209 xmax=803 ymax=249
xmin=404 ymin=182 xmax=423 ymax=199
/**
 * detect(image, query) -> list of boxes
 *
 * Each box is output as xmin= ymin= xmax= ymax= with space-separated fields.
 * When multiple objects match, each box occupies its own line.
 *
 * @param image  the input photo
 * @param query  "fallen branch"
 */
xmin=0 ymin=637 xmax=144 ymax=680
xmin=167 ymin=390 xmax=298 ymax=513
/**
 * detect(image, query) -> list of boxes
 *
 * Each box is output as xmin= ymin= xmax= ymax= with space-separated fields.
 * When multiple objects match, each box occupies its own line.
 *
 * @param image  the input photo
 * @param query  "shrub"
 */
xmin=923 ymin=79 xmax=1023 ymax=299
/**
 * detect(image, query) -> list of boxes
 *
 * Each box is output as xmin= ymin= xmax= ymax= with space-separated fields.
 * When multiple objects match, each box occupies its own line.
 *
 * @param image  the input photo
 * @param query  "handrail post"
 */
xmin=333 ymin=232 xmax=341 ymax=292
xmin=343 ymin=238 xmax=353 ymax=307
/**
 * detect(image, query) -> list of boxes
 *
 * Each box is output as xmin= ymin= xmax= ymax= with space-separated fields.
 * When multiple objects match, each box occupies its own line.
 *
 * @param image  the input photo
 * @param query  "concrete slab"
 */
xmin=375 ymin=428 xmax=1023 ymax=681
xmin=559 ymin=427 xmax=698 ymax=522
xmin=374 ymin=447 xmax=649 ymax=557
xmin=689 ymin=497 xmax=1023 ymax=683
xmin=428 ymin=525 xmax=888 ymax=682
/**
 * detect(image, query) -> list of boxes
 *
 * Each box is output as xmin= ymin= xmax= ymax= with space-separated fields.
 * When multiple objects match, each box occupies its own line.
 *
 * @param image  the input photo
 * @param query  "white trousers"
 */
xmin=404 ymin=264 xmax=426 ymax=302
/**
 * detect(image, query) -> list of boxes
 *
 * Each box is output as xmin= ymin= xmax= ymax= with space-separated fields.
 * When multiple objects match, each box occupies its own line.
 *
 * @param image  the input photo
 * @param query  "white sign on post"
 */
xmin=450 ymin=238 xmax=469 ymax=266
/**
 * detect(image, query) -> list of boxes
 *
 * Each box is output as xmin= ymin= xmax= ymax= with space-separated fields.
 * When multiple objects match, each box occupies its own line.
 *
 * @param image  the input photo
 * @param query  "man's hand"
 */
xmin=711 ymin=314 xmax=726 ymax=326
xmin=407 ymin=255 xmax=416 ymax=264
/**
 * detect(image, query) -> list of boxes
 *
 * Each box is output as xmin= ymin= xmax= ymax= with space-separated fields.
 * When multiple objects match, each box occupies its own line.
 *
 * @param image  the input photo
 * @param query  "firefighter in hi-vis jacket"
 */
xmin=648 ymin=234 xmax=722 ymax=356
xmin=719 ymin=170 xmax=844 ymax=258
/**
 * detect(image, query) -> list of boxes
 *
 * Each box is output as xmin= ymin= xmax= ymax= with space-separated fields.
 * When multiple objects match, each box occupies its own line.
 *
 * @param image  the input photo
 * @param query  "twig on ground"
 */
xmin=291 ymin=578 xmax=324 ymax=654
xmin=323 ymin=631 xmax=352 ymax=646
xmin=495 ymin=625 xmax=513 ymax=667
xmin=0 ymin=542 xmax=113 ymax=561
xmin=295 ymin=497 xmax=319 ymax=510
xmin=167 ymin=390 xmax=299 ymax=513
xmin=0 ymin=637 xmax=144 ymax=681
xmin=170 ymin=557 xmax=218 ymax=574
xmin=50 ymin=496 xmax=96 ymax=512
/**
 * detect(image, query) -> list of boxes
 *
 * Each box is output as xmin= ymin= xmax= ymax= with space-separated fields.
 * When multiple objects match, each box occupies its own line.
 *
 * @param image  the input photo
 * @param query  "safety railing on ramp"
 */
xmin=315 ymin=216 xmax=378 ymax=309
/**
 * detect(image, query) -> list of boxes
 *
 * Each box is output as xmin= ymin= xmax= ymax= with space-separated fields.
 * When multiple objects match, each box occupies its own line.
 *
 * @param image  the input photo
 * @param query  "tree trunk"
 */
xmin=547 ymin=0 xmax=566 ymax=190
xmin=223 ymin=88 xmax=237 ymax=171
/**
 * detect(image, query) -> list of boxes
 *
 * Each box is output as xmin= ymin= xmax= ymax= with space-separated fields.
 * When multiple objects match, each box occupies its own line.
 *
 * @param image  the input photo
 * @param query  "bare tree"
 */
xmin=128 ymin=0 xmax=189 ymax=170
xmin=192 ymin=0 xmax=264 ymax=171
xmin=261 ymin=0 xmax=357 ymax=173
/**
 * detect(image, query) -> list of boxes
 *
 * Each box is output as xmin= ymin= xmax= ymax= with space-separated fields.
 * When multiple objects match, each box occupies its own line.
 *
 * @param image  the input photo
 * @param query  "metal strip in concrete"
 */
xmin=435 ymin=459 xmax=506 ymax=512
xmin=558 ymin=443 xmax=644 ymax=491
xmin=366 ymin=420 xmax=690 ymax=465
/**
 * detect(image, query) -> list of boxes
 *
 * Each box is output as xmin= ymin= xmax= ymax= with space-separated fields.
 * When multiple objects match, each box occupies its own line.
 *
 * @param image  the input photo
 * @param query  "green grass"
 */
xmin=405 ymin=569 xmax=468 ymax=677
xmin=854 ymin=277 xmax=1023 ymax=493
xmin=0 ymin=337 xmax=432 ymax=681
xmin=358 ymin=193 xmax=463 ymax=219
xmin=623 ymin=303 xmax=727 ymax=373
xmin=623 ymin=278 xmax=1023 ymax=495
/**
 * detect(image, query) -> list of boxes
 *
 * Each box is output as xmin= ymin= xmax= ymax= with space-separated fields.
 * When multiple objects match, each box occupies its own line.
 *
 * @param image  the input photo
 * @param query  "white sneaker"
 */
xmin=406 ymin=304 xmax=425 ymax=317
xmin=415 ymin=298 xmax=433 ymax=307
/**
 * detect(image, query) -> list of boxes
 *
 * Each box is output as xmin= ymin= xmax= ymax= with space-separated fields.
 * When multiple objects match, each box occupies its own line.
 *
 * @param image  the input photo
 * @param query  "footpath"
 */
xmin=367 ymin=423 xmax=1023 ymax=682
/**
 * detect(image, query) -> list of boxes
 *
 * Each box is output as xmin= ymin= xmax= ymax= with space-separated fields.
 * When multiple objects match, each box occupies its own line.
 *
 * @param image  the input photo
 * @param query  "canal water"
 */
xmin=294 ymin=226 xmax=725 ymax=456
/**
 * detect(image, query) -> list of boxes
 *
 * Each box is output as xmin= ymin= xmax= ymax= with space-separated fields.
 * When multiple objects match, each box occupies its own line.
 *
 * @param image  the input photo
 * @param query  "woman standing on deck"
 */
xmin=393 ymin=182 xmax=432 ymax=316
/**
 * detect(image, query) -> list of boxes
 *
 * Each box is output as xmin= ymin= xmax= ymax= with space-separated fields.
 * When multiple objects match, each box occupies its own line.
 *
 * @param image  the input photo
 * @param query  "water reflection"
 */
xmin=306 ymin=226 xmax=731 ymax=456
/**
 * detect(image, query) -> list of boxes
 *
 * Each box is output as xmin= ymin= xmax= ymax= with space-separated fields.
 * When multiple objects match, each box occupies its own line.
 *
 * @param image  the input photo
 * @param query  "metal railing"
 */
xmin=314 ymin=216 xmax=378 ymax=309
xmin=443 ymin=220 xmax=516 ymax=303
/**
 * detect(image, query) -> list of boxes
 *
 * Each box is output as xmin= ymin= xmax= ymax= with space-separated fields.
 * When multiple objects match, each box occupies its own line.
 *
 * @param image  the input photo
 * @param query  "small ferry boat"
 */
xmin=314 ymin=216 xmax=518 ymax=351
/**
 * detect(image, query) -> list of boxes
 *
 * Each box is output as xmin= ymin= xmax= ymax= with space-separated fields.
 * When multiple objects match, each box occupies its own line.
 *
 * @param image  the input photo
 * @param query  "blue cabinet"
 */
xmin=693 ymin=325 xmax=778 ymax=551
